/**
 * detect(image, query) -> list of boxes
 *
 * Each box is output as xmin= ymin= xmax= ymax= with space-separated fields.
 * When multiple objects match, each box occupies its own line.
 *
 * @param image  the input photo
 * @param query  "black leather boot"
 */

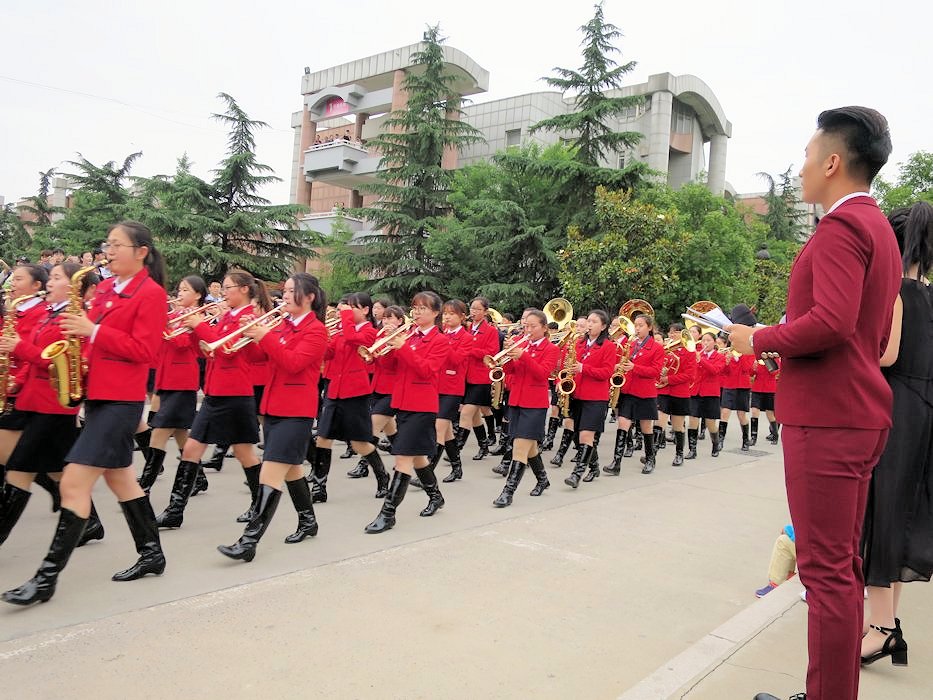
xmin=415 ymin=465 xmax=444 ymax=517
xmin=155 ymin=460 xmax=200 ymax=528
xmin=442 ymin=439 xmax=463 ymax=483
xmin=633 ymin=429 xmax=643 ymax=452
xmin=134 ymin=428 xmax=152 ymax=462
xmin=364 ymin=471 xmax=410 ymax=533
xmin=471 ymin=425 xmax=489 ymax=460
xmin=768 ymin=421 xmax=780 ymax=444
xmin=138 ymin=447 xmax=166 ymax=493
xmin=541 ymin=417 xmax=560 ymax=451
xmin=672 ymin=431 xmax=685 ymax=466
xmin=583 ymin=433 xmax=601 ymax=481
xmin=77 ymin=501 xmax=105 ymax=547
xmin=411 ymin=444 xmax=442 ymax=489
xmin=698 ymin=424 xmax=706 ymax=440
xmin=284 ymin=478 xmax=318 ymax=542
xmin=654 ymin=426 xmax=666 ymax=450
xmin=623 ymin=426 xmax=636 ymax=458
xmin=346 ymin=457 xmax=368 ymax=478
xmin=718 ymin=421 xmax=727 ymax=448
xmin=339 ymin=442 xmax=355 ymax=459
xmin=191 ymin=465 xmax=209 ymax=496
xmin=493 ymin=460 xmax=526 ymax=507
xmin=484 ymin=414 xmax=497 ymax=444
xmin=310 ymin=447 xmax=331 ymax=503
xmin=685 ymin=428 xmax=698 ymax=460
xmin=640 ymin=433 xmax=656 ymax=474
xmin=0 ymin=483 xmax=31 ymax=546
xmin=112 ymin=496 xmax=166 ymax=581
xmin=528 ymin=454 xmax=550 ymax=496
xmin=492 ymin=439 xmax=512 ymax=476
xmin=236 ymin=464 xmax=262 ymax=523
xmin=711 ymin=429 xmax=722 ymax=457
xmin=550 ymin=429 xmax=573 ymax=466
xmin=750 ymin=417 xmax=759 ymax=446
xmin=603 ymin=428 xmax=625 ymax=475
xmin=454 ymin=426 xmax=470 ymax=450
xmin=1 ymin=508 xmax=87 ymax=605
xmin=202 ymin=444 xmax=226 ymax=471
xmin=33 ymin=472 xmax=61 ymax=512
xmin=740 ymin=423 xmax=750 ymax=452
xmin=217 ymin=485 xmax=281 ymax=562
xmin=365 ymin=450 xmax=390 ymax=498
xmin=488 ymin=428 xmax=509 ymax=456
xmin=304 ymin=439 xmax=317 ymax=467
xmin=564 ymin=445 xmax=592 ymax=488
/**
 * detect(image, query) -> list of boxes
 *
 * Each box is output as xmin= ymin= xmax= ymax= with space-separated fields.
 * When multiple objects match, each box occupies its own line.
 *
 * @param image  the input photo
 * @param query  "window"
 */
xmin=617 ymin=153 xmax=626 ymax=169
xmin=505 ymin=128 xmax=521 ymax=147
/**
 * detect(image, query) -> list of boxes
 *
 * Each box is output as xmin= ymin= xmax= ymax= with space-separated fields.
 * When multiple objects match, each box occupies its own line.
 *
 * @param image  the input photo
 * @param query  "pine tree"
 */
xmin=758 ymin=166 xmax=806 ymax=242
xmin=351 ymin=25 xmax=484 ymax=300
xmin=16 ymin=169 xmax=64 ymax=230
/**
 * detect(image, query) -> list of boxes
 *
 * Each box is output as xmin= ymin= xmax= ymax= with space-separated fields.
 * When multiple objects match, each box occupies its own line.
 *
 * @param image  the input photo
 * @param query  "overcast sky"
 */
xmin=1 ymin=0 xmax=928 ymax=207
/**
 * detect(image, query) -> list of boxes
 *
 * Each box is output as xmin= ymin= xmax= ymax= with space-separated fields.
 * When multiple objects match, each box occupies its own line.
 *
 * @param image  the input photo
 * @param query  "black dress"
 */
xmin=862 ymin=279 xmax=933 ymax=586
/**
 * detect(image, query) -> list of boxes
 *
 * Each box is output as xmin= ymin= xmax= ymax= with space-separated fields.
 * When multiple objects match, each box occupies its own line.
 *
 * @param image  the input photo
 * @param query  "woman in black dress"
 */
xmin=860 ymin=201 xmax=933 ymax=666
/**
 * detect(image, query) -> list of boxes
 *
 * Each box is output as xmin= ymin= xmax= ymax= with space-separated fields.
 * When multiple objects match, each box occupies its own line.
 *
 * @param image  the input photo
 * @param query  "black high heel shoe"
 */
xmin=860 ymin=622 xmax=908 ymax=666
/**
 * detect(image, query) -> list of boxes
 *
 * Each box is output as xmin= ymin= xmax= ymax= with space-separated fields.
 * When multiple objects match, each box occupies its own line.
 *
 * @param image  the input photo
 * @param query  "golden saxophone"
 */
xmin=42 ymin=266 xmax=95 ymax=408
xmin=556 ymin=331 xmax=581 ymax=418
xmin=0 ymin=291 xmax=49 ymax=412
xmin=608 ymin=338 xmax=632 ymax=410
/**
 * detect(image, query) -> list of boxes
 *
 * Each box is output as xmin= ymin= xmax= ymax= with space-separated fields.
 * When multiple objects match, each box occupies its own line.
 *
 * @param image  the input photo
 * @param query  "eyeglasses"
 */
xmin=101 ymin=242 xmax=139 ymax=253
xmin=222 ymin=285 xmax=245 ymax=291
xmin=411 ymin=305 xmax=431 ymax=313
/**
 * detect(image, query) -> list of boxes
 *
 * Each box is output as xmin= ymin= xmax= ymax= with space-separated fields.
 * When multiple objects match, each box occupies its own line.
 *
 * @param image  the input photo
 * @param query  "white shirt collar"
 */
xmin=230 ymin=304 xmax=250 ymax=317
xmin=354 ymin=321 xmax=368 ymax=331
xmin=16 ymin=297 xmax=43 ymax=312
xmin=51 ymin=300 xmax=69 ymax=312
xmin=529 ymin=336 xmax=545 ymax=347
xmin=447 ymin=326 xmax=463 ymax=335
xmin=290 ymin=311 xmax=310 ymax=327
xmin=417 ymin=325 xmax=437 ymax=337
xmin=827 ymin=191 xmax=871 ymax=214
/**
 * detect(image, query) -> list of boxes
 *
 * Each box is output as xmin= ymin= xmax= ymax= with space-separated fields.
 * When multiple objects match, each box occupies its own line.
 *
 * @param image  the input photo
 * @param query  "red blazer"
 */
xmin=258 ymin=313 xmax=328 ymax=418
xmin=503 ymin=337 xmax=560 ymax=409
xmin=85 ymin=269 xmax=167 ymax=401
xmin=325 ymin=310 xmax=377 ymax=399
xmin=12 ymin=305 xmax=79 ymax=415
xmin=621 ymin=336 xmax=665 ymax=399
xmin=390 ymin=325 xmax=452 ymax=412
xmin=665 ymin=346 xmax=698 ymax=399
xmin=751 ymin=358 xmax=779 ymax=393
xmin=463 ymin=320 xmax=500 ymax=385
xmin=438 ymin=326 xmax=472 ymax=396
xmin=193 ymin=306 xmax=266 ymax=397
xmin=753 ymin=196 xmax=901 ymax=428
xmin=722 ymin=354 xmax=755 ymax=390
xmin=696 ymin=350 xmax=725 ymax=397
xmin=370 ymin=329 xmax=399 ymax=395
xmin=156 ymin=311 xmax=200 ymax=391
xmin=572 ymin=336 xmax=616 ymax=402
xmin=9 ymin=300 xmax=48 ymax=391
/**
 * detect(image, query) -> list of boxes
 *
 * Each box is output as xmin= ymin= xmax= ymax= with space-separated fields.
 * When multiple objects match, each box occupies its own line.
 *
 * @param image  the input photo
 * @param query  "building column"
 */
xmin=646 ymin=90 xmax=673 ymax=182
xmin=441 ymin=98 xmax=460 ymax=170
xmin=354 ymin=113 xmax=368 ymax=141
xmin=707 ymin=133 xmax=728 ymax=196
xmin=391 ymin=69 xmax=408 ymax=112
xmin=296 ymin=104 xmax=317 ymax=207
xmin=350 ymin=190 xmax=363 ymax=208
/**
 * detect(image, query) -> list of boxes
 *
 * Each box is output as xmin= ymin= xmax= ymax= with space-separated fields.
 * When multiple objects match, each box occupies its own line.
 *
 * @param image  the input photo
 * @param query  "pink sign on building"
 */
xmin=324 ymin=97 xmax=350 ymax=117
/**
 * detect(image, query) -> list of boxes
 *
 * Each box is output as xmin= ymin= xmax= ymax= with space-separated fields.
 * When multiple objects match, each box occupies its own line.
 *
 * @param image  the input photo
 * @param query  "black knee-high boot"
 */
xmin=112 ymin=496 xmax=166 ymax=581
xmin=603 ymin=428 xmax=626 ymax=475
xmin=310 ymin=447 xmax=331 ymax=503
xmin=416 ymin=464 xmax=444 ymax=517
xmin=672 ymin=431 xmax=685 ymax=466
xmin=472 ymin=425 xmax=489 ymax=460
xmin=740 ymin=423 xmax=750 ymax=452
xmin=138 ymin=447 xmax=166 ymax=493
xmin=483 ymin=414 xmax=497 ymax=445
xmin=640 ymin=432 xmax=656 ymax=474
xmin=711 ymin=426 xmax=722 ymax=457
xmin=622 ymin=426 xmax=636 ymax=458
xmin=77 ymin=501 xmax=105 ymax=547
xmin=542 ymin=416 xmax=560 ymax=451
xmin=134 ymin=428 xmax=152 ymax=462
xmin=236 ymin=464 xmax=262 ymax=523
xmin=493 ymin=460 xmax=527 ymax=507
xmin=364 ymin=471 xmax=410 ymax=533
xmin=442 ymin=439 xmax=463 ymax=483
xmin=1 ymin=508 xmax=87 ymax=605
xmin=202 ymin=444 xmax=227 ymax=471
xmin=0 ymin=483 xmax=31 ymax=546
xmin=768 ymin=421 xmax=780 ymax=444
xmin=191 ymin=465 xmax=209 ymax=496
xmin=155 ymin=460 xmax=200 ymax=528
xmin=528 ymin=454 xmax=550 ymax=496
xmin=454 ymin=426 xmax=470 ymax=450
xmin=33 ymin=472 xmax=61 ymax=512
xmin=493 ymin=437 xmax=513 ymax=476
xmin=718 ymin=421 xmax=728 ymax=447
xmin=550 ymin=429 xmax=574 ymax=466
xmin=284 ymin=478 xmax=318 ymax=543
xmin=583 ymin=433 xmax=602 ymax=481
xmin=364 ymin=450 xmax=390 ymax=498
xmin=685 ymin=428 xmax=698 ymax=459
xmin=654 ymin=426 xmax=666 ymax=450
xmin=750 ymin=417 xmax=759 ymax=446
xmin=565 ymin=445 xmax=593 ymax=489
xmin=217 ymin=485 xmax=281 ymax=562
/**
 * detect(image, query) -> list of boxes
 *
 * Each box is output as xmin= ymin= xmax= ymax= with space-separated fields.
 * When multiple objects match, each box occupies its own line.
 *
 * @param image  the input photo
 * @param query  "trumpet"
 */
xmin=199 ymin=303 xmax=287 ymax=356
xmin=164 ymin=302 xmax=222 ymax=339
xmin=483 ymin=334 xmax=531 ymax=382
xmin=358 ymin=322 xmax=414 ymax=362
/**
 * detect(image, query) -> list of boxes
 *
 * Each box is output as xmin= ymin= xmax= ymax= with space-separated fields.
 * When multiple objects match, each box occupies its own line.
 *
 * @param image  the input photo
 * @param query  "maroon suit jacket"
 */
xmin=753 ymin=195 xmax=900 ymax=428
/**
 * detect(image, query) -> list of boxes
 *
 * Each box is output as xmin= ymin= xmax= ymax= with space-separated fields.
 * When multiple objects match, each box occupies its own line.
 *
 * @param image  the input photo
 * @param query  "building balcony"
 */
xmin=303 ymin=140 xmax=382 ymax=189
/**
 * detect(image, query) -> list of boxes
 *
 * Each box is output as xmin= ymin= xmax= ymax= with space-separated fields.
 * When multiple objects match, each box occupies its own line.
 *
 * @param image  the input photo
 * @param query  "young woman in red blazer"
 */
xmin=564 ymin=310 xmax=616 ymax=488
xmin=492 ymin=309 xmax=559 ymax=507
xmin=217 ymin=273 xmax=328 ymax=562
xmin=155 ymin=271 xmax=269 ymax=529
xmin=0 ymin=263 xmax=102 ymax=550
xmin=719 ymin=348 xmax=756 ymax=451
xmin=3 ymin=221 xmax=169 ymax=606
xmin=457 ymin=297 xmax=500 ymax=459
xmin=435 ymin=299 xmax=471 ymax=482
xmin=750 ymin=356 xmax=780 ymax=445
xmin=686 ymin=332 xmax=726 ymax=459
xmin=658 ymin=323 xmax=697 ymax=467
xmin=138 ymin=275 xmax=209 ymax=494
xmin=365 ymin=292 xmax=452 ymax=533
xmin=312 ymin=292 xmax=386 ymax=503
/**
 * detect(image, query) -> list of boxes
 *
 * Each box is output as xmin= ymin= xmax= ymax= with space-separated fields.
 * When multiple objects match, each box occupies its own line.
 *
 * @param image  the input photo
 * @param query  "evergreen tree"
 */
xmin=757 ymin=166 xmax=806 ymax=242
xmin=0 ymin=204 xmax=31 ymax=264
xmin=351 ymin=25 xmax=484 ymax=299
xmin=16 ymin=169 xmax=63 ymax=230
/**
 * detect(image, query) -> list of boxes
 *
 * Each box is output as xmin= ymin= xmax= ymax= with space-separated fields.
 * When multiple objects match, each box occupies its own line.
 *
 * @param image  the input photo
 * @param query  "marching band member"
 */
xmin=365 ymin=292 xmax=451 ymax=532
xmin=155 ymin=271 xmax=269 ymax=529
xmin=312 ymin=293 xmax=387 ymax=503
xmin=686 ymin=332 xmax=726 ymax=459
xmin=605 ymin=314 xmax=664 ymax=475
xmin=492 ymin=309 xmax=559 ymax=506
xmin=491 ymin=308 xmax=532 ymax=477
xmin=750 ymin=356 xmax=780 ymax=445
xmin=541 ymin=322 xmax=562 ymax=451
xmin=685 ymin=325 xmax=706 ymax=442
xmin=3 ymin=221 xmax=168 ymax=606
xmin=139 ymin=275 xmax=207 ymax=494
xmin=550 ymin=315 xmax=588 ymax=467
xmin=217 ymin=273 xmax=328 ymax=561
xmin=659 ymin=323 xmax=697 ymax=466
xmin=719 ymin=343 xmax=756 ymax=451
xmin=456 ymin=297 xmax=500 ymax=460
xmin=436 ymin=299 xmax=471 ymax=482
xmin=564 ymin=310 xmax=615 ymax=488
xmin=0 ymin=263 xmax=102 ymax=549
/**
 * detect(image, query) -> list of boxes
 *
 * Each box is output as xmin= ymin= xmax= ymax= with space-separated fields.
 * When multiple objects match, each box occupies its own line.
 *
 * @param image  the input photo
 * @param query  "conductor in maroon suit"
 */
xmin=729 ymin=107 xmax=900 ymax=700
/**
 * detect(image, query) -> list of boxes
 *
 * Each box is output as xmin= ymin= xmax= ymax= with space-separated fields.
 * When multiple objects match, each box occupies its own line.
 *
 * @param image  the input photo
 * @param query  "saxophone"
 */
xmin=42 ymin=266 xmax=95 ymax=408
xmin=556 ymin=330 xmax=581 ymax=418
xmin=0 ymin=292 xmax=48 ymax=412
xmin=608 ymin=338 xmax=632 ymax=410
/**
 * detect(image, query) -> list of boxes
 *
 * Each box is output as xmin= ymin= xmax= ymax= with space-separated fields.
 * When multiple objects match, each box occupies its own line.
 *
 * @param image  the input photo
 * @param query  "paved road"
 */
xmin=1 ymin=432 xmax=792 ymax=698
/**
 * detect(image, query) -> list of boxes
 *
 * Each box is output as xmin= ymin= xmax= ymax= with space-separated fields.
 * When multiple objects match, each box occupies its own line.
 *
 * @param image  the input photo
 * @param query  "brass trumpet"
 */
xmin=164 ymin=302 xmax=222 ymax=339
xmin=483 ymin=334 xmax=531 ymax=382
xmin=358 ymin=322 xmax=414 ymax=362
xmin=199 ymin=303 xmax=287 ymax=356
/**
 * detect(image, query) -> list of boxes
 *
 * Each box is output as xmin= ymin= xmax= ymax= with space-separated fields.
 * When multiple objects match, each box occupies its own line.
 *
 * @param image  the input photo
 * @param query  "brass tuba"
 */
xmin=617 ymin=298 xmax=654 ymax=337
xmin=544 ymin=297 xmax=573 ymax=329
xmin=42 ymin=266 xmax=95 ymax=408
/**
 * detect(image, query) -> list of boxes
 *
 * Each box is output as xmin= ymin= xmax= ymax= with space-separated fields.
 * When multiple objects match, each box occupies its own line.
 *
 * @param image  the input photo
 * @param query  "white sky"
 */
xmin=1 ymin=0 xmax=928 ymax=206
